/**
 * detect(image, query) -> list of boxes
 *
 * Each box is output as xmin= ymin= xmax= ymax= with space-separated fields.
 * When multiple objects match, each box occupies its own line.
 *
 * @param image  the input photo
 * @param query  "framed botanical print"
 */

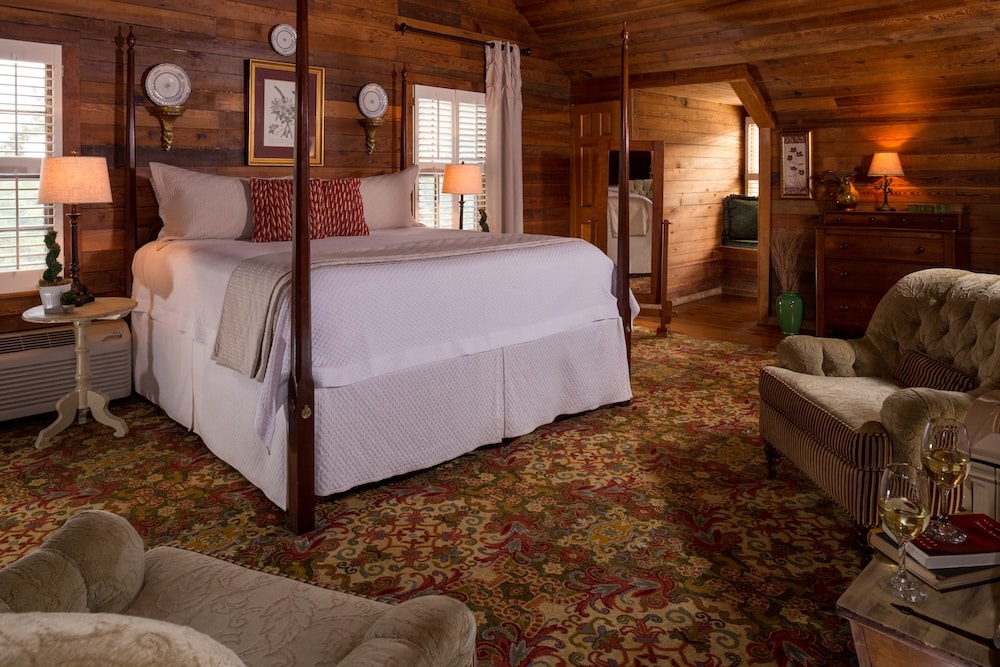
xmin=779 ymin=131 xmax=812 ymax=198
xmin=247 ymin=59 xmax=324 ymax=166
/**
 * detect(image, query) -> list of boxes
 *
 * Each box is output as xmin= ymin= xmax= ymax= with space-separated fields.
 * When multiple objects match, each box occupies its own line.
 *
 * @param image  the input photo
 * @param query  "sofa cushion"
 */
xmin=892 ymin=349 xmax=978 ymax=393
xmin=759 ymin=367 xmax=896 ymax=470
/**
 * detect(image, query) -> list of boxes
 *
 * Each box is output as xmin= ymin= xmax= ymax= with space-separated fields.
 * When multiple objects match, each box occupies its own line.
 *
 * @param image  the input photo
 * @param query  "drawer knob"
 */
xmin=839 ymin=305 xmax=849 ymax=311
xmin=868 ymin=217 xmax=877 ymax=223
xmin=839 ymin=242 xmax=849 ymax=250
xmin=915 ymin=246 xmax=926 ymax=254
xmin=840 ymin=271 xmax=849 ymax=278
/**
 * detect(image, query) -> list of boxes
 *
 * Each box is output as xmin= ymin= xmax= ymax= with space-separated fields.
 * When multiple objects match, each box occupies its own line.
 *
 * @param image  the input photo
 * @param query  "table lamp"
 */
xmin=442 ymin=163 xmax=482 ymax=230
xmin=868 ymin=152 xmax=905 ymax=212
xmin=37 ymin=154 xmax=113 ymax=304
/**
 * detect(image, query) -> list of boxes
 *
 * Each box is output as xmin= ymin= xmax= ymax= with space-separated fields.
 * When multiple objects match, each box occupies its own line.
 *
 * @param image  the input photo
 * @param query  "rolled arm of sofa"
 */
xmin=777 ymin=335 xmax=859 ymax=376
xmin=339 ymin=595 xmax=477 ymax=667
xmin=880 ymin=387 xmax=975 ymax=466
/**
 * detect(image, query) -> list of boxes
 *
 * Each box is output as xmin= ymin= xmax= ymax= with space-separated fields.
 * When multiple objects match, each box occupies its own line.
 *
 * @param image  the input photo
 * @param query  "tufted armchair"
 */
xmin=759 ymin=268 xmax=1000 ymax=528
xmin=0 ymin=509 xmax=477 ymax=666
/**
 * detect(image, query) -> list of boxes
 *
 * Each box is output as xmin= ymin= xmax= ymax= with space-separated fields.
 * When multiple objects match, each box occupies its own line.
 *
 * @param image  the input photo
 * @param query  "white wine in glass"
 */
xmin=878 ymin=462 xmax=931 ymax=602
xmin=920 ymin=417 xmax=972 ymax=544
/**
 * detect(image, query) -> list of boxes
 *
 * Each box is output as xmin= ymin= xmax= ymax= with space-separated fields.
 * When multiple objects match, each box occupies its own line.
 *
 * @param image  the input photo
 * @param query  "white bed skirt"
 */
xmin=132 ymin=312 xmax=632 ymax=509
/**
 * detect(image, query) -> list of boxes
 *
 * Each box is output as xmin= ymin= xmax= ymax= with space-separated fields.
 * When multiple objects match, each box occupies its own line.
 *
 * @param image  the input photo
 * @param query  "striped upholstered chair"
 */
xmin=759 ymin=268 xmax=1000 ymax=528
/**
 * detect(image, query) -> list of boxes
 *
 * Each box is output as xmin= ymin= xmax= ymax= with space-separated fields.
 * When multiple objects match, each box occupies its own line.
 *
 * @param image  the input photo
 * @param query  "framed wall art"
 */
xmin=779 ymin=131 xmax=812 ymax=198
xmin=247 ymin=59 xmax=324 ymax=166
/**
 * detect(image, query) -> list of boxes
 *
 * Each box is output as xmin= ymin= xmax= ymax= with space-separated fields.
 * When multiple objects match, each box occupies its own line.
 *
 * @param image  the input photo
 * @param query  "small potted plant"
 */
xmin=37 ymin=230 xmax=72 ymax=313
xmin=59 ymin=289 xmax=79 ymax=313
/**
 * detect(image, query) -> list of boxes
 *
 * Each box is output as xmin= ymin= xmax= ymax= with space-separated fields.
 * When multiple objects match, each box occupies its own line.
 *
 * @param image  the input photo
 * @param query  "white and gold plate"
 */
xmin=144 ymin=63 xmax=191 ymax=107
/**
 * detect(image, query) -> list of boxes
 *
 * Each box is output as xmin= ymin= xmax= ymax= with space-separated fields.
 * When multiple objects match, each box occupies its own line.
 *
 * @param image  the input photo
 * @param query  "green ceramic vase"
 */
xmin=776 ymin=291 xmax=803 ymax=335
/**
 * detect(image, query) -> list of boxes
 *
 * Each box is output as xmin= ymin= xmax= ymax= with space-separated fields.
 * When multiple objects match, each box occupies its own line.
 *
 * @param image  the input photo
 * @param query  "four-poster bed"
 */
xmin=122 ymin=16 xmax=637 ymax=534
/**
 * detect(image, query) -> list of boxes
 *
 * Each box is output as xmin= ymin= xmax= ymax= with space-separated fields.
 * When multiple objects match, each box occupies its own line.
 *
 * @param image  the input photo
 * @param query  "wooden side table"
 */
xmin=22 ymin=297 xmax=137 ymax=449
xmin=837 ymin=555 xmax=999 ymax=666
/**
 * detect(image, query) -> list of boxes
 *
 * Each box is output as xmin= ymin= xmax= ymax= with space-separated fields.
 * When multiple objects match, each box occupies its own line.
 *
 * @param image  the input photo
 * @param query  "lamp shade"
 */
xmin=867 ymin=152 xmax=904 ymax=178
xmin=37 ymin=156 xmax=113 ymax=204
xmin=442 ymin=163 xmax=483 ymax=195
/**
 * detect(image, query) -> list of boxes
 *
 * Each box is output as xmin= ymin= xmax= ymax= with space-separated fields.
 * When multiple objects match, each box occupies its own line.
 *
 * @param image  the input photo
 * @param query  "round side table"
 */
xmin=22 ymin=297 xmax=137 ymax=449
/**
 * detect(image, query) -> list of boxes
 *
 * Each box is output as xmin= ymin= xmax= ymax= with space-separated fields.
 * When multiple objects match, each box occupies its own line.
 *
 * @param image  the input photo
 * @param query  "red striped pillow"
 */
xmin=893 ymin=349 xmax=977 ymax=392
xmin=250 ymin=178 xmax=330 ymax=242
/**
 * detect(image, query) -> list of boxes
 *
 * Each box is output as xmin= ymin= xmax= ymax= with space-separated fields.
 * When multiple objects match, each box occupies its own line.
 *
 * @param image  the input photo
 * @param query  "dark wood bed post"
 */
xmin=124 ymin=29 xmax=136 ymax=297
xmin=401 ymin=66 xmax=408 ymax=171
xmin=287 ymin=0 xmax=316 ymax=534
xmin=618 ymin=22 xmax=632 ymax=366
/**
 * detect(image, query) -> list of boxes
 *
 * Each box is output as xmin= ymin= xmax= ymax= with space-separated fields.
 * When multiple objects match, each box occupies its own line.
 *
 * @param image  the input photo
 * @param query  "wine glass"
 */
xmin=920 ymin=417 xmax=972 ymax=544
xmin=878 ymin=462 xmax=931 ymax=602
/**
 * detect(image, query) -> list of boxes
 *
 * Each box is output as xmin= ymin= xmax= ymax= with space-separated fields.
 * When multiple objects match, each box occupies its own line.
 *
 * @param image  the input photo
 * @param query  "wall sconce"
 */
xmin=358 ymin=117 xmax=383 ymax=155
xmin=150 ymin=105 xmax=185 ymax=151
xmin=442 ymin=163 xmax=483 ymax=230
xmin=144 ymin=63 xmax=191 ymax=151
xmin=37 ymin=153 xmax=113 ymax=304
xmin=868 ymin=152 xmax=905 ymax=211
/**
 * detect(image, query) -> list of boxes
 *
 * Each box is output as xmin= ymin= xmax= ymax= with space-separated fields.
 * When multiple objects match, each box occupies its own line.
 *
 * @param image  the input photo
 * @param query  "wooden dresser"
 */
xmin=816 ymin=210 xmax=965 ymax=337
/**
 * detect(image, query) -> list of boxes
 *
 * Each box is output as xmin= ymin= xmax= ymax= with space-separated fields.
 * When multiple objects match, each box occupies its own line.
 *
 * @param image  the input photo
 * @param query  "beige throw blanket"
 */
xmin=212 ymin=233 xmax=575 ymax=380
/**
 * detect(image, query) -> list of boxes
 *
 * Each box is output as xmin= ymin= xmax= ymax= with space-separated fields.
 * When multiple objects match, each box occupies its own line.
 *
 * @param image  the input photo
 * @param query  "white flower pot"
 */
xmin=39 ymin=283 xmax=72 ymax=314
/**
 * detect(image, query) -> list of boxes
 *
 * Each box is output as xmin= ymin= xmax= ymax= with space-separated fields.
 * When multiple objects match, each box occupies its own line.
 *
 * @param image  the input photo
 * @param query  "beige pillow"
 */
xmin=149 ymin=162 xmax=253 ymax=240
xmin=359 ymin=164 xmax=419 ymax=229
xmin=0 ymin=613 xmax=246 ymax=666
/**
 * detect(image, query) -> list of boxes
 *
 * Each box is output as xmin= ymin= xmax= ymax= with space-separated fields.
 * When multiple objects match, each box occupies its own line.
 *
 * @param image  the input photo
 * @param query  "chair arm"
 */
xmin=339 ymin=595 xmax=477 ymax=667
xmin=880 ymin=388 xmax=975 ymax=466
xmin=776 ymin=335 xmax=858 ymax=376
xmin=0 ymin=510 xmax=144 ymax=614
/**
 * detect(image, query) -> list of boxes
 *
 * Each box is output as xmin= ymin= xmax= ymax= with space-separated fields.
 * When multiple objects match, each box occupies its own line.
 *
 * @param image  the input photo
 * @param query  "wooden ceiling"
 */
xmin=509 ymin=0 xmax=1000 ymax=127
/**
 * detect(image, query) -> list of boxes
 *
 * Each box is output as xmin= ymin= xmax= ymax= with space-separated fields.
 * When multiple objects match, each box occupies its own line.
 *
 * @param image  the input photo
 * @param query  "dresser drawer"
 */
xmin=823 ymin=260 xmax=931 ymax=295
xmin=823 ymin=291 xmax=884 ymax=335
xmin=822 ymin=232 xmax=947 ymax=263
xmin=824 ymin=211 xmax=963 ymax=231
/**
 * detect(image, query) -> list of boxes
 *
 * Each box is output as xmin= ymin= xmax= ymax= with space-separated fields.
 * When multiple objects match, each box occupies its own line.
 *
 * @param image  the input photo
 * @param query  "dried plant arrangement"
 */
xmin=771 ymin=226 xmax=805 ymax=293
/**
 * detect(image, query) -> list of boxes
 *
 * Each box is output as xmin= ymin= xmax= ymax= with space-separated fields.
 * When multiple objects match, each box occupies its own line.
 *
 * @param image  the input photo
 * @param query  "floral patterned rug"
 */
xmin=0 ymin=328 xmax=863 ymax=666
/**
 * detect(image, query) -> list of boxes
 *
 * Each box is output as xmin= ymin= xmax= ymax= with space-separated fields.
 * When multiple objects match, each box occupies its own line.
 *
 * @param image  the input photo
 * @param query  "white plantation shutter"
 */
xmin=0 ymin=38 xmax=62 ymax=294
xmin=745 ymin=118 xmax=760 ymax=197
xmin=413 ymin=84 xmax=486 ymax=229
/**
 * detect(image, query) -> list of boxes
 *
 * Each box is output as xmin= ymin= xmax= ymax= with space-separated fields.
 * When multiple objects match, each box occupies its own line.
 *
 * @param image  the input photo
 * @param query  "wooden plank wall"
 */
xmin=632 ymin=88 xmax=743 ymax=304
xmin=769 ymin=119 xmax=1000 ymax=332
xmin=0 ymin=0 xmax=570 ymax=333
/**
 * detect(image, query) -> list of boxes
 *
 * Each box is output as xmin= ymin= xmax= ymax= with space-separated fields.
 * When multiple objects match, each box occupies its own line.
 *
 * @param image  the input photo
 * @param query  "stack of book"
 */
xmin=869 ymin=513 xmax=1000 ymax=591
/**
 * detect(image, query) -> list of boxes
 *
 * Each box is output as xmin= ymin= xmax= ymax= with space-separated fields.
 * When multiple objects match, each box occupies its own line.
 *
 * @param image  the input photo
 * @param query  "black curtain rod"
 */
xmin=398 ymin=23 xmax=532 ymax=56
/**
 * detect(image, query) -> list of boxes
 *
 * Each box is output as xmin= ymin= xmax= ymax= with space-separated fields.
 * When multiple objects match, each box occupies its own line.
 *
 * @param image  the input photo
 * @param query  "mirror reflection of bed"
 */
xmin=607 ymin=148 xmax=663 ymax=313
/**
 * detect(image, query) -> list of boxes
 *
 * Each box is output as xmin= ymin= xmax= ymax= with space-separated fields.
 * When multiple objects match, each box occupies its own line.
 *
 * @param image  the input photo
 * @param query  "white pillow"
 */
xmin=149 ymin=162 xmax=253 ymax=240
xmin=358 ymin=164 xmax=419 ymax=229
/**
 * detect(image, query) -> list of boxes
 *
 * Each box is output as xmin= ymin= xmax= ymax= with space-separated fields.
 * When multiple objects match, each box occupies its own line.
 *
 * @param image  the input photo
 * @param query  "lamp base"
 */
xmin=876 ymin=204 xmax=896 ymax=212
xmin=74 ymin=290 xmax=95 ymax=305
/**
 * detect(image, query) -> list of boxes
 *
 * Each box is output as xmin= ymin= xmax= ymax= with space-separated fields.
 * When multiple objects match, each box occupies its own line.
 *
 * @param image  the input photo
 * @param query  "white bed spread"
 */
xmin=133 ymin=228 xmax=637 ymax=507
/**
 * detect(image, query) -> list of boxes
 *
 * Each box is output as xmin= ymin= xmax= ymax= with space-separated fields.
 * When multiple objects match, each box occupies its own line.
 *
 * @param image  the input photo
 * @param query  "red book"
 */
xmin=906 ymin=513 xmax=1000 ymax=569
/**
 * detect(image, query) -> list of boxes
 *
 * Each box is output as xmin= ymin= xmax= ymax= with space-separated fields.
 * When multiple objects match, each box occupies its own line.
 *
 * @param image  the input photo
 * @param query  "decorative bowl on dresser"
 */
xmin=815 ymin=210 xmax=966 ymax=337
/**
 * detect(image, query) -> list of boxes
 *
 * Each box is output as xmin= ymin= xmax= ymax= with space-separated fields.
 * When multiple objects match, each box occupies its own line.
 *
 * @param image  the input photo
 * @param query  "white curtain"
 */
xmin=485 ymin=41 xmax=523 ymax=234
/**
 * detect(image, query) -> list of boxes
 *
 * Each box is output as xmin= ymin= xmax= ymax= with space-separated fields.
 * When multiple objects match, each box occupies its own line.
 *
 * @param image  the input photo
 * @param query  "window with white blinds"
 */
xmin=413 ymin=84 xmax=486 ymax=230
xmin=745 ymin=118 xmax=760 ymax=197
xmin=0 ymin=38 xmax=62 ymax=294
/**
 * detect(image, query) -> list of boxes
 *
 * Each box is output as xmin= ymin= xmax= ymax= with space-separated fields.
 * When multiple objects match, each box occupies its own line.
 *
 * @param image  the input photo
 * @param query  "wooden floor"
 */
xmin=635 ymin=294 xmax=785 ymax=350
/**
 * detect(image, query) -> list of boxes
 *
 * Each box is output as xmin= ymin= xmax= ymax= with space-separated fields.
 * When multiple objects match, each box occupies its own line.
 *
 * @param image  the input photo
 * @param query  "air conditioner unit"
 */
xmin=0 ymin=320 xmax=132 ymax=422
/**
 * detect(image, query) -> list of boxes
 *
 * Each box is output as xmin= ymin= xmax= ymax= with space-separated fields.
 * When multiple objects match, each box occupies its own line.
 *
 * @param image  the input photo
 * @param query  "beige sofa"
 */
xmin=759 ymin=268 xmax=1000 ymax=527
xmin=0 ymin=510 xmax=477 ymax=666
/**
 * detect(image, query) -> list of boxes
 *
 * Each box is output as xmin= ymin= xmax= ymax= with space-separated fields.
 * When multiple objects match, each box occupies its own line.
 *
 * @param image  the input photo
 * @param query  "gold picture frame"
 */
xmin=247 ymin=59 xmax=324 ymax=166
xmin=779 ymin=131 xmax=812 ymax=198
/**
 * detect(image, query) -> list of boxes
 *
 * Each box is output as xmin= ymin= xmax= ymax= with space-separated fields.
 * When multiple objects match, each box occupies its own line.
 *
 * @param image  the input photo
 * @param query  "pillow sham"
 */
xmin=358 ymin=164 xmax=419 ymax=229
xmin=149 ymin=162 xmax=253 ymax=240
xmin=893 ymin=349 xmax=978 ymax=393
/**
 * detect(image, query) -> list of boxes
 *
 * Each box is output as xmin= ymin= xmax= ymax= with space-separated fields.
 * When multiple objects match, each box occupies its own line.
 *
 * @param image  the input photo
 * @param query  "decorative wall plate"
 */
xmin=144 ymin=64 xmax=191 ymax=107
xmin=358 ymin=83 xmax=388 ymax=119
xmin=269 ymin=24 xmax=297 ymax=56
